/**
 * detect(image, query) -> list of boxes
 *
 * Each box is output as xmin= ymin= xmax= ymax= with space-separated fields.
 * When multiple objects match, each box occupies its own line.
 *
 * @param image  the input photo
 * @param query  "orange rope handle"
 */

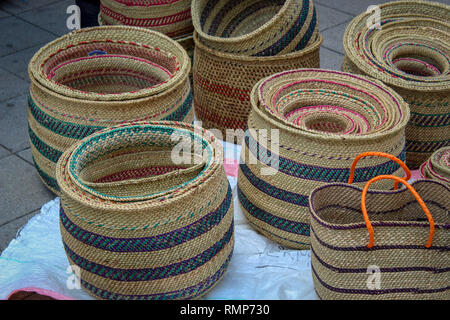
xmin=361 ymin=175 xmax=435 ymax=249
xmin=348 ymin=152 xmax=411 ymax=189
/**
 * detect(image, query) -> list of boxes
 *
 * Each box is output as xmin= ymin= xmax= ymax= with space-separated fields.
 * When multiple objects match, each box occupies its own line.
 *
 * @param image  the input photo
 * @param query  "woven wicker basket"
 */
xmin=192 ymin=31 xmax=321 ymax=139
xmin=99 ymin=0 xmax=193 ymax=39
xmin=237 ymin=69 xmax=409 ymax=249
xmin=420 ymin=146 xmax=450 ymax=186
xmin=192 ymin=0 xmax=318 ymax=56
xmin=56 ymin=121 xmax=234 ymax=300
xmin=310 ymin=172 xmax=449 ymax=300
xmin=342 ymin=0 xmax=450 ymax=168
xmin=98 ymin=0 xmax=195 ymax=64
xmin=28 ymin=26 xmax=193 ymax=194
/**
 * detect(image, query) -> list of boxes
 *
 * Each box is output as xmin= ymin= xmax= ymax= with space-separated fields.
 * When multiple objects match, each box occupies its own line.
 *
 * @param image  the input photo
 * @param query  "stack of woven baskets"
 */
xmin=56 ymin=121 xmax=234 ymax=300
xmin=99 ymin=0 xmax=195 ymax=60
xmin=191 ymin=0 xmax=322 ymax=139
xmin=28 ymin=26 xmax=193 ymax=194
xmin=238 ymin=69 xmax=410 ymax=249
xmin=420 ymin=146 xmax=450 ymax=185
xmin=342 ymin=0 xmax=450 ymax=168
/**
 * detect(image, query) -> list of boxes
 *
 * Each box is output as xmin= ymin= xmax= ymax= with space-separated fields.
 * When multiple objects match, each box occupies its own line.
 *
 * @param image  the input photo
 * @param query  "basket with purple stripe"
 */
xmin=309 ymin=156 xmax=449 ymax=300
xmin=237 ymin=69 xmax=409 ymax=249
xmin=55 ymin=121 xmax=234 ymax=300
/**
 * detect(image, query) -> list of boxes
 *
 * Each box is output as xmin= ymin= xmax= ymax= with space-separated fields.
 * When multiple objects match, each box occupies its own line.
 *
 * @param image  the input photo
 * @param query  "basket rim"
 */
xmin=55 ymin=121 xmax=226 ymax=212
xmin=308 ymin=178 xmax=450 ymax=231
xmin=191 ymin=0 xmax=293 ymax=45
xmin=249 ymin=68 xmax=410 ymax=143
xmin=192 ymin=30 xmax=322 ymax=61
xmin=342 ymin=0 xmax=450 ymax=92
xmin=29 ymin=26 xmax=191 ymax=101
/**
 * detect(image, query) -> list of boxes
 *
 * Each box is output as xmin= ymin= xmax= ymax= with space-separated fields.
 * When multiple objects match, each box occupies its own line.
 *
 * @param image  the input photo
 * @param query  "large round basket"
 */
xmin=237 ymin=69 xmax=410 ymax=249
xmin=342 ymin=0 xmax=450 ymax=168
xmin=192 ymin=31 xmax=322 ymax=140
xmin=56 ymin=121 xmax=234 ymax=300
xmin=28 ymin=26 xmax=193 ymax=194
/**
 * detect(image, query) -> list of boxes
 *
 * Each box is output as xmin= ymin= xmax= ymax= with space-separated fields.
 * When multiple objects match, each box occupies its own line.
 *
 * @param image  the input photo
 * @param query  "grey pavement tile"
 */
xmin=0 ymin=16 xmax=55 ymax=57
xmin=0 ymin=0 xmax=62 ymax=15
xmin=0 ymin=44 xmax=42 ymax=81
xmin=0 ymin=145 xmax=11 ymax=159
xmin=18 ymin=0 xmax=74 ymax=37
xmin=320 ymin=47 xmax=344 ymax=71
xmin=16 ymin=147 xmax=33 ymax=164
xmin=320 ymin=22 xmax=348 ymax=55
xmin=0 ymin=69 xmax=29 ymax=101
xmin=0 ymin=155 xmax=54 ymax=226
xmin=316 ymin=3 xmax=352 ymax=32
xmin=0 ymin=95 xmax=31 ymax=153
xmin=316 ymin=0 xmax=391 ymax=16
xmin=0 ymin=210 xmax=38 ymax=253
xmin=0 ymin=9 xmax=11 ymax=18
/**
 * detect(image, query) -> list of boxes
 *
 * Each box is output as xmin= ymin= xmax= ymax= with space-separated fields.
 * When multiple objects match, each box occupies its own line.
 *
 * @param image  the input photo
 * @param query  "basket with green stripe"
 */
xmin=28 ymin=26 xmax=193 ymax=194
xmin=55 ymin=121 xmax=234 ymax=300
xmin=342 ymin=0 xmax=450 ymax=168
xmin=237 ymin=69 xmax=409 ymax=249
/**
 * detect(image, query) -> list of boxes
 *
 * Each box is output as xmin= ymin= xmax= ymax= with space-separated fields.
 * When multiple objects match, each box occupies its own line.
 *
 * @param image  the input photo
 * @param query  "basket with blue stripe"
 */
xmin=56 ymin=121 xmax=234 ymax=300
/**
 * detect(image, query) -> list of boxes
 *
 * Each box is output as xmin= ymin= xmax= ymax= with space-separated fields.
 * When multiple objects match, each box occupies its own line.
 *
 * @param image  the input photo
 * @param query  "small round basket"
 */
xmin=420 ymin=146 xmax=450 ymax=186
xmin=56 ymin=121 xmax=234 ymax=300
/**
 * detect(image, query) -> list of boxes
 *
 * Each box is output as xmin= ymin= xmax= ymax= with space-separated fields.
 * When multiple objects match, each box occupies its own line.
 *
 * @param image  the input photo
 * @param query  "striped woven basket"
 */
xmin=28 ymin=26 xmax=193 ymax=194
xmin=98 ymin=0 xmax=195 ymax=63
xmin=310 ymin=170 xmax=450 ymax=300
xmin=99 ymin=0 xmax=193 ymax=39
xmin=342 ymin=0 xmax=450 ymax=168
xmin=192 ymin=0 xmax=318 ymax=56
xmin=192 ymin=32 xmax=321 ymax=139
xmin=420 ymin=146 xmax=450 ymax=186
xmin=237 ymin=69 xmax=410 ymax=249
xmin=56 ymin=121 xmax=234 ymax=300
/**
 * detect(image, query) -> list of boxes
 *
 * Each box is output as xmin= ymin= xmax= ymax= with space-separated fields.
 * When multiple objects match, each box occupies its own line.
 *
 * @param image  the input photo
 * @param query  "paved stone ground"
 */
xmin=0 ymin=0 xmax=449 ymax=253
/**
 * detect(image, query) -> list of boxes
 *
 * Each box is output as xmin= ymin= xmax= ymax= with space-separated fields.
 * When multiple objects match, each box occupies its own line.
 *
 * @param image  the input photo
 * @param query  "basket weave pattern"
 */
xmin=56 ymin=121 xmax=234 ymax=300
xmin=237 ymin=69 xmax=410 ymax=249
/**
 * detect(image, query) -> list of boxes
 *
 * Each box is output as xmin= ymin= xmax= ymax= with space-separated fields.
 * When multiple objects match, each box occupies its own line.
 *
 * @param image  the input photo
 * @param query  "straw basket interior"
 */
xmin=29 ymin=26 xmax=190 ymax=101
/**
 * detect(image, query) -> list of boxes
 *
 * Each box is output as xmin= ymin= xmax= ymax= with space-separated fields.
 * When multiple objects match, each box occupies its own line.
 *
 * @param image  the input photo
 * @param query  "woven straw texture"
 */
xmin=99 ymin=0 xmax=193 ymax=39
xmin=28 ymin=26 xmax=193 ymax=194
xmin=420 ymin=146 xmax=450 ymax=186
xmin=342 ymin=0 xmax=450 ymax=168
xmin=192 ymin=0 xmax=318 ymax=56
xmin=56 ymin=121 xmax=234 ymax=300
xmin=309 ymin=176 xmax=450 ymax=300
xmin=237 ymin=69 xmax=410 ymax=249
xmin=192 ymin=32 xmax=321 ymax=138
